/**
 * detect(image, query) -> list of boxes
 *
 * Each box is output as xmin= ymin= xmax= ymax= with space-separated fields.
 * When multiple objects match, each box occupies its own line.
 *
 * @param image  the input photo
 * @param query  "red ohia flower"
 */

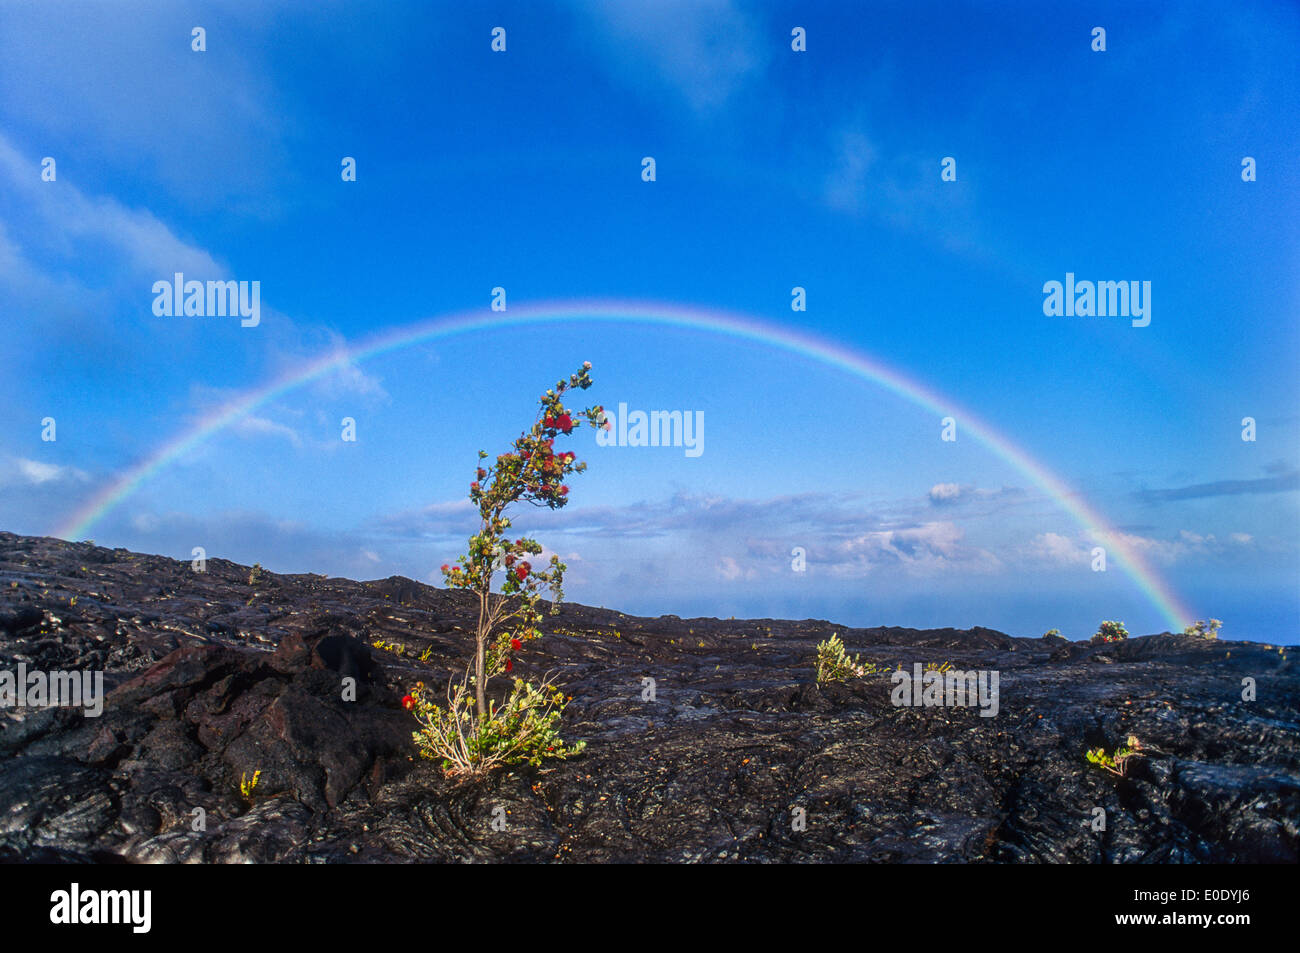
xmin=556 ymin=414 xmax=573 ymax=433
xmin=511 ymin=638 xmax=522 ymax=651
xmin=401 ymin=694 xmax=415 ymax=710
xmin=515 ymin=561 xmax=530 ymax=581
xmin=505 ymin=659 xmax=513 ymax=672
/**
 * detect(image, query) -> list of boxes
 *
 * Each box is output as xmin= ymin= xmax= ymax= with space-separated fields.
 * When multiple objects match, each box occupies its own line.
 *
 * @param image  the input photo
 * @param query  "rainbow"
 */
xmin=53 ymin=298 xmax=1194 ymax=630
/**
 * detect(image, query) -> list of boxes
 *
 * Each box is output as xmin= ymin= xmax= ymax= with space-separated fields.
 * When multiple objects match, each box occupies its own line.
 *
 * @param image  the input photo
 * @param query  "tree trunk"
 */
xmin=475 ymin=589 xmax=488 ymax=718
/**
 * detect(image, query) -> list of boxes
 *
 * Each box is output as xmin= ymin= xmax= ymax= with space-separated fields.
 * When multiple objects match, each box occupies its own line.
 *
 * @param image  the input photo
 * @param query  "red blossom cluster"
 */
xmin=543 ymin=413 xmax=573 ymax=433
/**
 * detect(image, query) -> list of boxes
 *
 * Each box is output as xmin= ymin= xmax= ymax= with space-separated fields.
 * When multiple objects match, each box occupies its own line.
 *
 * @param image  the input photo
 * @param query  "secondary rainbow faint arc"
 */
xmin=54 ymin=298 xmax=1194 ymax=630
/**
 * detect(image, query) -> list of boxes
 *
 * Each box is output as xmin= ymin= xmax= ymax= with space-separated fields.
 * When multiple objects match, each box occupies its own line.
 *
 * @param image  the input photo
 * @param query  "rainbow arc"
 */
xmin=54 ymin=298 xmax=1193 ymax=631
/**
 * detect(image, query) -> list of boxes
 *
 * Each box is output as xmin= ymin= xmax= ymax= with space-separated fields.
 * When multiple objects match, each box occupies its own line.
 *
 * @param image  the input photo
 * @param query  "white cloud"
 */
xmin=299 ymin=330 xmax=389 ymax=402
xmin=1028 ymin=531 xmax=1089 ymax=567
xmin=232 ymin=416 xmax=302 ymax=447
xmin=929 ymin=482 xmax=963 ymax=504
xmin=574 ymin=0 xmax=769 ymax=113
xmin=1114 ymin=529 xmax=1254 ymax=565
xmin=130 ymin=513 xmax=160 ymax=533
xmin=821 ymin=120 xmax=984 ymax=258
xmin=0 ymin=133 xmax=224 ymax=300
xmin=416 ymin=499 xmax=476 ymax=517
xmin=13 ymin=457 xmax=86 ymax=486
xmin=0 ymin=455 xmax=89 ymax=489
xmin=825 ymin=521 xmax=999 ymax=576
xmin=1030 ymin=528 xmax=1258 ymax=569
xmin=0 ymin=3 xmax=287 ymax=210
xmin=717 ymin=555 xmax=757 ymax=581
xmin=17 ymin=459 xmax=63 ymax=485
xmin=824 ymin=130 xmax=878 ymax=214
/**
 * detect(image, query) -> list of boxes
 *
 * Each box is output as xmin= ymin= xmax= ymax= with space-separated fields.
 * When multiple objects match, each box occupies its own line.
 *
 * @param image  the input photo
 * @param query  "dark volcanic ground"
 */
xmin=0 ymin=531 xmax=1296 ymax=863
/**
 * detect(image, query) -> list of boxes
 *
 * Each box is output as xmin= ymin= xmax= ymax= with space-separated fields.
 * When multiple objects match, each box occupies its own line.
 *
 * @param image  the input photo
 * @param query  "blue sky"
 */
xmin=1 ymin=1 xmax=1297 ymax=642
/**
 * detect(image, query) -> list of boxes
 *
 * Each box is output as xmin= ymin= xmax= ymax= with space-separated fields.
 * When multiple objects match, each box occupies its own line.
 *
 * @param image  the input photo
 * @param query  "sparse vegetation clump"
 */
xmin=1086 ymin=736 xmax=1145 ymax=777
xmin=407 ymin=363 xmax=603 ymax=776
xmin=1184 ymin=618 xmax=1222 ymax=640
xmin=408 ymin=675 xmax=582 ymax=774
xmin=248 ymin=563 xmax=263 ymax=586
xmin=815 ymin=634 xmax=866 ymax=683
xmin=1091 ymin=620 xmax=1129 ymax=644
xmin=1086 ymin=745 xmax=1134 ymax=776
xmin=813 ymin=635 xmax=899 ymax=682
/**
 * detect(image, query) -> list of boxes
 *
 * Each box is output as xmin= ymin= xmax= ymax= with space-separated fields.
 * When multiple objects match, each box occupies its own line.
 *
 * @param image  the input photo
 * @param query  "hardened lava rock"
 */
xmin=0 ymin=531 xmax=1295 ymax=863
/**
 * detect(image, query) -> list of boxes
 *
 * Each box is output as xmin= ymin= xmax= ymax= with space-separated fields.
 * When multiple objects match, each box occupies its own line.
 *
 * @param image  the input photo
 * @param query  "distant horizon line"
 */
xmin=4 ymin=527 xmax=1235 ymax=644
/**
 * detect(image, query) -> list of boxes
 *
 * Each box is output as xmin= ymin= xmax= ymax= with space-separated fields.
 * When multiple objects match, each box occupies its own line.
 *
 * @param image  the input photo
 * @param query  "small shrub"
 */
xmin=409 ymin=673 xmax=585 ymax=775
xmin=1183 ymin=618 xmax=1222 ymax=640
xmin=240 ymin=770 xmax=261 ymax=798
xmin=1086 ymin=738 xmax=1142 ymax=777
xmin=815 ymin=634 xmax=866 ymax=683
xmin=1091 ymin=620 xmax=1129 ymax=644
xmin=248 ymin=563 xmax=263 ymax=586
xmin=1043 ymin=628 xmax=1061 ymax=638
